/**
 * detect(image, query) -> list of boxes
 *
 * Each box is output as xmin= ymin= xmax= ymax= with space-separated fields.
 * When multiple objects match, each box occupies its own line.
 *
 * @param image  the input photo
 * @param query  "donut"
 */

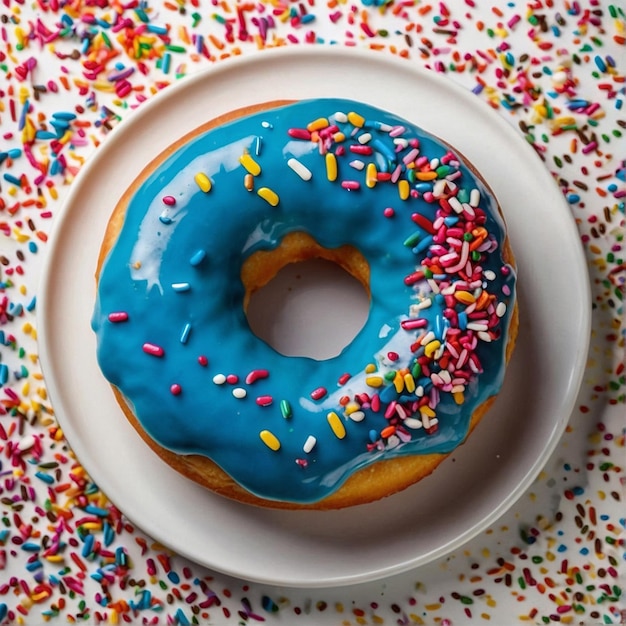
xmin=92 ymin=98 xmax=518 ymax=509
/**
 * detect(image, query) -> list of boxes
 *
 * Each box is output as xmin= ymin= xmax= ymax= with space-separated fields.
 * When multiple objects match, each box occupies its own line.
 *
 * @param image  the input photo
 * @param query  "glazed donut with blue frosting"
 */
xmin=92 ymin=99 xmax=518 ymax=509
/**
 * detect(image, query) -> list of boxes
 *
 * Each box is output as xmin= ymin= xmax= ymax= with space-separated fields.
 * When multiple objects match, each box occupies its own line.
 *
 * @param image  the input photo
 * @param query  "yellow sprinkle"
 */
xmin=194 ymin=172 xmax=212 ymax=192
xmin=365 ymin=363 xmax=377 ymax=373
xmin=398 ymin=179 xmax=410 ymax=200
xmin=393 ymin=372 xmax=404 ymax=393
xmin=325 ymin=152 xmax=338 ymax=181
xmin=347 ymin=111 xmax=365 ymax=127
xmin=419 ymin=405 xmax=436 ymax=418
xmin=260 ymin=429 xmax=280 ymax=451
xmin=416 ymin=171 xmax=438 ymax=181
xmin=307 ymin=117 xmax=329 ymax=132
xmin=455 ymin=291 xmax=476 ymax=304
xmin=257 ymin=187 xmax=279 ymax=206
xmin=344 ymin=402 xmax=361 ymax=416
xmin=365 ymin=376 xmax=384 ymax=388
xmin=333 ymin=132 xmax=346 ymax=143
xmin=44 ymin=555 xmax=65 ymax=563
xmin=366 ymin=162 xmax=377 ymax=188
xmin=327 ymin=411 xmax=346 ymax=439
xmin=239 ymin=153 xmax=261 ymax=176
xmin=424 ymin=339 xmax=441 ymax=358
xmin=453 ymin=391 xmax=464 ymax=405
xmin=403 ymin=373 xmax=416 ymax=393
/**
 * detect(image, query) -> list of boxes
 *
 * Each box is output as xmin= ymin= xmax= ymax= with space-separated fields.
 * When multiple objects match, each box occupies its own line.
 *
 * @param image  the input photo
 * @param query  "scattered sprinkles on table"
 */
xmin=0 ymin=0 xmax=624 ymax=623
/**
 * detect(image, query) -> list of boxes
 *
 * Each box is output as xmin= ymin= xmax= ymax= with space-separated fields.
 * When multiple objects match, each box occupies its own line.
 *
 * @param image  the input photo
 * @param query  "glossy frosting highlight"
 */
xmin=92 ymin=99 xmax=516 ymax=504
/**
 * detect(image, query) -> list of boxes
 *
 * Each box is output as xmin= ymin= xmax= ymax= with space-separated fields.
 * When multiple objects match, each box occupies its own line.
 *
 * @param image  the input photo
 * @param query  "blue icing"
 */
xmin=92 ymin=99 xmax=516 ymax=504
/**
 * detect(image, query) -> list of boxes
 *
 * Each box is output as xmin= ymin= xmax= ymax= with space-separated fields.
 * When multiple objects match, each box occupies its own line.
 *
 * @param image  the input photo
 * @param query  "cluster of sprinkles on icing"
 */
xmin=281 ymin=107 xmax=513 ymax=455
xmin=0 ymin=0 xmax=624 ymax=621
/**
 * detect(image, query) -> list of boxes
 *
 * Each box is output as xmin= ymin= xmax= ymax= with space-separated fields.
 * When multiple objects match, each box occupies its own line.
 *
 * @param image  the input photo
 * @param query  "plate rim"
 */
xmin=37 ymin=46 xmax=592 ymax=587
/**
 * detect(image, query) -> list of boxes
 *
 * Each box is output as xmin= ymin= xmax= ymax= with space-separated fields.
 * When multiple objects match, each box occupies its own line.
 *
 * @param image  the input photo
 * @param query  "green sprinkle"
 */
xmin=280 ymin=400 xmax=292 ymax=419
xmin=166 ymin=44 xmax=186 ymax=53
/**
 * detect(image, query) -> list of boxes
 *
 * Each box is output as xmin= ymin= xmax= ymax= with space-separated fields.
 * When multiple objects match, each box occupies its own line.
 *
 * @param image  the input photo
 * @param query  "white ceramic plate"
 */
xmin=38 ymin=47 xmax=590 ymax=587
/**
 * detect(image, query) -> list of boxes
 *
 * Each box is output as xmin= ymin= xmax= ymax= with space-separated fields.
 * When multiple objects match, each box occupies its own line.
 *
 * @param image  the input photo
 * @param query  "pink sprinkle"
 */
xmin=108 ymin=311 xmax=129 ymax=323
xmin=387 ymin=351 xmax=399 ymax=361
xmin=256 ymin=395 xmax=273 ymax=407
xmin=197 ymin=355 xmax=208 ymax=366
xmin=310 ymin=387 xmax=327 ymax=400
xmin=170 ymin=384 xmax=182 ymax=396
xmin=226 ymin=374 xmax=239 ymax=384
xmin=401 ymin=318 xmax=428 ymax=330
xmin=341 ymin=180 xmax=360 ymax=190
xmin=383 ymin=207 xmax=395 ymax=218
xmin=582 ymin=141 xmax=597 ymax=154
xmin=143 ymin=343 xmax=164 ymax=357
xmin=245 ymin=369 xmax=270 ymax=384
xmin=162 ymin=195 xmax=176 ymax=206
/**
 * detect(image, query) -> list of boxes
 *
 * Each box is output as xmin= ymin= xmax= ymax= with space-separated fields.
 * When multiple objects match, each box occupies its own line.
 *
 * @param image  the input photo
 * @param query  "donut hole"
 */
xmin=243 ymin=233 xmax=370 ymax=361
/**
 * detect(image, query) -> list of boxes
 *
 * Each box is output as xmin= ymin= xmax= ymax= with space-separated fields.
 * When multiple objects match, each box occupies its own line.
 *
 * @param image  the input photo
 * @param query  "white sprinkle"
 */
xmin=393 ymin=137 xmax=409 ymax=149
xmin=303 ymin=435 xmax=317 ymax=453
xmin=17 ymin=434 xmax=37 ymax=451
xmin=212 ymin=374 xmax=226 ymax=385
xmin=416 ymin=385 xmax=425 ymax=397
xmin=349 ymin=159 xmax=365 ymax=170
xmin=172 ymin=282 xmax=191 ymax=292
xmin=429 ymin=158 xmax=440 ymax=169
xmin=467 ymin=322 xmax=489 ymax=331
xmin=448 ymin=196 xmax=463 ymax=213
xmin=287 ymin=157 xmax=312 ymax=181
xmin=451 ymin=384 xmax=466 ymax=394
xmin=439 ymin=370 xmax=452 ymax=384
xmin=386 ymin=435 xmax=401 ymax=449
xmin=232 ymin=387 xmax=247 ymax=399
xmin=403 ymin=417 xmax=423 ymax=429
xmin=422 ymin=414 xmax=431 ymax=429
xmin=496 ymin=302 xmax=507 ymax=317
xmin=427 ymin=278 xmax=440 ymax=294
xmin=333 ymin=111 xmax=348 ymax=123
xmin=358 ymin=132 xmax=372 ymax=144
xmin=478 ymin=331 xmax=492 ymax=342
xmin=484 ymin=269 xmax=496 ymax=281
xmin=261 ymin=121 xmax=273 ymax=129
xmin=348 ymin=411 xmax=365 ymax=422
xmin=421 ymin=331 xmax=436 ymax=345
xmin=469 ymin=188 xmax=481 ymax=207
xmin=432 ymin=179 xmax=447 ymax=198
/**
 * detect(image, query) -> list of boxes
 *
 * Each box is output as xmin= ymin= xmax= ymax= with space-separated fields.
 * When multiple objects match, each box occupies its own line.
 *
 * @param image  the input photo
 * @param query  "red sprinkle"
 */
xmin=142 ymin=343 xmax=164 ymax=357
xmin=107 ymin=311 xmax=128 ymax=323
xmin=245 ymin=369 xmax=270 ymax=384
xmin=170 ymin=384 xmax=182 ymax=395
xmin=310 ymin=387 xmax=327 ymax=400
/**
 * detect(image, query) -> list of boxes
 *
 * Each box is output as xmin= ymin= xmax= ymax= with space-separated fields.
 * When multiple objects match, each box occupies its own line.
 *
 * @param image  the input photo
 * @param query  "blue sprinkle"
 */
xmin=159 ymin=215 xmax=173 ymax=224
xmin=147 ymin=23 xmax=168 ymax=34
xmin=180 ymin=323 xmax=192 ymax=344
xmin=0 ymin=604 xmax=6 ymax=622
xmin=7 ymin=148 xmax=22 ymax=159
xmin=368 ymin=429 xmax=378 ymax=443
xmin=567 ymin=193 xmax=580 ymax=204
xmin=28 ymin=241 xmax=38 ymax=253
xmin=557 ymin=544 xmax=567 ymax=552
xmin=189 ymin=249 xmax=206 ymax=266
xmin=82 ymin=534 xmax=94 ymax=557
xmin=3 ymin=172 xmax=22 ymax=186
xmin=25 ymin=559 xmax=43 ymax=572
xmin=300 ymin=13 xmax=315 ymax=23
xmin=174 ymin=609 xmax=190 ymax=626
xmin=594 ymin=55 xmax=607 ymax=72
xmin=26 ymin=296 xmax=36 ymax=312
xmin=35 ymin=470 xmax=54 ymax=484
xmin=0 ymin=364 xmax=8 ymax=386
xmin=458 ymin=311 xmax=468 ymax=330
xmin=167 ymin=570 xmax=180 ymax=584
xmin=84 ymin=504 xmax=109 ymax=517
xmin=52 ymin=111 xmax=77 ymax=121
